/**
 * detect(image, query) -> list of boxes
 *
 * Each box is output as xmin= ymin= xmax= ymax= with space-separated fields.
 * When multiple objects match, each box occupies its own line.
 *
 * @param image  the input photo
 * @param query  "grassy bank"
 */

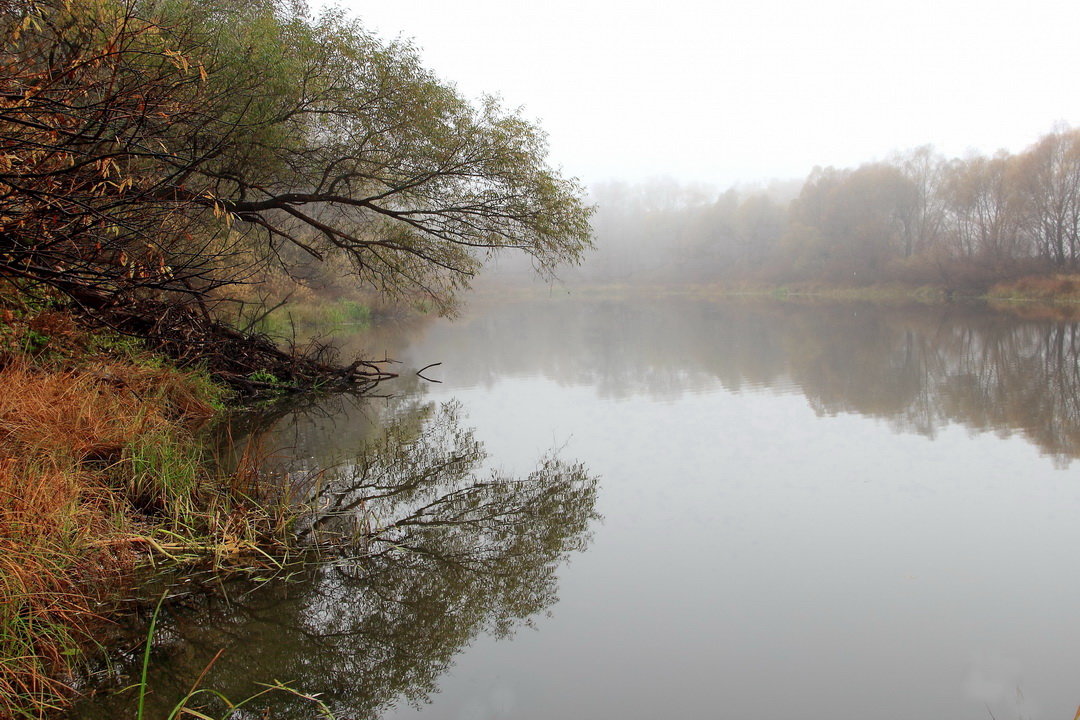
xmin=0 ymin=309 xmax=294 ymax=718
xmin=475 ymin=274 xmax=1080 ymax=306
xmin=986 ymin=274 xmax=1080 ymax=303
xmin=250 ymin=297 xmax=372 ymax=338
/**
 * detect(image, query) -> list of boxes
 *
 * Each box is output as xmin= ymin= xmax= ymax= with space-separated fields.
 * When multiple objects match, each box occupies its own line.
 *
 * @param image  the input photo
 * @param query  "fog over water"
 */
xmin=66 ymin=2 xmax=1080 ymax=716
xmin=19 ymin=0 xmax=1080 ymax=717
xmin=77 ymin=298 xmax=1080 ymax=720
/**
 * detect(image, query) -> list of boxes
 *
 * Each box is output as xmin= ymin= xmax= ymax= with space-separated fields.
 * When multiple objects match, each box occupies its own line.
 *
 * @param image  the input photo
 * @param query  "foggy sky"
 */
xmin=329 ymin=0 xmax=1080 ymax=187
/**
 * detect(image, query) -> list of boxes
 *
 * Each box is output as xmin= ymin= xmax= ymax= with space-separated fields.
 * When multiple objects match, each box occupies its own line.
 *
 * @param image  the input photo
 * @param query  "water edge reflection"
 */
xmin=73 ymin=399 xmax=599 ymax=719
xmin=400 ymin=298 xmax=1080 ymax=464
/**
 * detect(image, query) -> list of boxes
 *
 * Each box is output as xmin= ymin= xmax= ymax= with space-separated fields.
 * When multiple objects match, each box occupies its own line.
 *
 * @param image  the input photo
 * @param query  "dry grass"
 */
xmin=989 ymin=273 xmax=1080 ymax=302
xmin=0 ymin=355 xmax=224 ymax=718
xmin=0 ymin=461 xmax=124 ymax=715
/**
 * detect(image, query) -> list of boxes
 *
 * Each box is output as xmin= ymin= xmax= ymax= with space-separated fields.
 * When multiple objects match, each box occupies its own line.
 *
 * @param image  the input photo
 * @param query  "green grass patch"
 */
xmin=253 ymin=298 xmax=371 ymax=337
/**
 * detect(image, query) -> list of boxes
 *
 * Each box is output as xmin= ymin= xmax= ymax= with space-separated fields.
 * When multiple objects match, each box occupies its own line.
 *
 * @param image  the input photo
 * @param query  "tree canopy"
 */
xmin=0 ymin=0 xmax=592 ymax=316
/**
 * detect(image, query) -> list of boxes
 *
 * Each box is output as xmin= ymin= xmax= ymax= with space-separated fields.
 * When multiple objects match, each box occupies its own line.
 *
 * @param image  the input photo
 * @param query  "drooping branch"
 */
xmin=0 ymin=0 xmax=592 ymax=330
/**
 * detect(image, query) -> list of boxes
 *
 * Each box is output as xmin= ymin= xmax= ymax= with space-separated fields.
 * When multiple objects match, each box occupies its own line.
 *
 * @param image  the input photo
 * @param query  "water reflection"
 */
xmin=406 ymin=298 xmax=1080 ymax=463
xmin=76 ymin=400 xmax=598 ymax=719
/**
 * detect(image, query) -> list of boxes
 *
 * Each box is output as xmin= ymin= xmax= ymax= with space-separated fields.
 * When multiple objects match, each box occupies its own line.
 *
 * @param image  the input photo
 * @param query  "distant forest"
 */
xmin=497 ymin=126 xmax=1080 ymax=291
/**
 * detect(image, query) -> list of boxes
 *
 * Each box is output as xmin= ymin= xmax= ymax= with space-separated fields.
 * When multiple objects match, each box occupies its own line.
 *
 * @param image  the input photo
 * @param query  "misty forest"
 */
xmin=2 ymin=1 xmax=1080 ymax=720
xmin=529 ymin=130 xmax=1080 ymax=291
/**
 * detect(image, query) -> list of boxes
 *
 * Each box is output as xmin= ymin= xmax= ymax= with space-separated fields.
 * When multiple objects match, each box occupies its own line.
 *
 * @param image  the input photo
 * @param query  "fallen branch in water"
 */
xmin=416 ymin=362 xmax=443 ymax=383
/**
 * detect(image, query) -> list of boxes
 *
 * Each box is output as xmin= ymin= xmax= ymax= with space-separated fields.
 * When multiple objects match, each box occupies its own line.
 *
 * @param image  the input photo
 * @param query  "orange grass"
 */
xmin=0 ymin=357 xmax=219 ymax=718
xmin=989 ymin=273 xmax=1080 ymax=302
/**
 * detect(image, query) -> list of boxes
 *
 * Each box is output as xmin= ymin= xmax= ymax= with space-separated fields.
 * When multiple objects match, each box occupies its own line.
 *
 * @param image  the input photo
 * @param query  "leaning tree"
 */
xmin=0 ymin=0 xmax=592 ymax=324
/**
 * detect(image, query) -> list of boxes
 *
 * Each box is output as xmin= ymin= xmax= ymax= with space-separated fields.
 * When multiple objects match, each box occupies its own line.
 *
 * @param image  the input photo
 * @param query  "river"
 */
xmin=75 ymin=296 xmax=1080 ymax=720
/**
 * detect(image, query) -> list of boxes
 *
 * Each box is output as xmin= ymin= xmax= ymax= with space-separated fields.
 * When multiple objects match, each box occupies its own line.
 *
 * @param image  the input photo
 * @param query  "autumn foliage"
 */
xmin=0 ymin=0 xmax=591 ymax=326
xmin=0 ymin=0 xmax=245 ymax=308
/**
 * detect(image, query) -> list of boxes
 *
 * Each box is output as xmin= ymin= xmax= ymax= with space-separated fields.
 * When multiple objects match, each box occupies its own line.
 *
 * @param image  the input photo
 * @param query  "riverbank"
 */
xmin=0 ymin=307 xmax=298 ymax=718
xmin=474 ymin=273 xmax=1080 ymax=308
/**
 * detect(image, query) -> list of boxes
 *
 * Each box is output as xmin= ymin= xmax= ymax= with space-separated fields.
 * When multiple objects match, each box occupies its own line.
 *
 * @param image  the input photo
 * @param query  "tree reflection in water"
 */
xmin=78 ymin=401 xmax=598 ymax=719
xmin=414 ymin=298 xmax=1080 ymax=464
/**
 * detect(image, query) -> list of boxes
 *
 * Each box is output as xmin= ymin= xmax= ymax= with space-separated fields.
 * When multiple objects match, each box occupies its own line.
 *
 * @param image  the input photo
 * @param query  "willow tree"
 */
xmin=0 ymin=0 xmax=592 ymax=318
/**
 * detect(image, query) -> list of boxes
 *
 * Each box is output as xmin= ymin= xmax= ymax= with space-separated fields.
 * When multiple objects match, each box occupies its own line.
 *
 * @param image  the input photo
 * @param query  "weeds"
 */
xmin=252 ymin=297 xmax=372 ymax=338
xmin=125 ymin=592 xmax=336 ymax=720
xmin=988 ymin=273 xmax=1080 ymax=302
xmin=0 ymin=349 xmax=290 ymax=718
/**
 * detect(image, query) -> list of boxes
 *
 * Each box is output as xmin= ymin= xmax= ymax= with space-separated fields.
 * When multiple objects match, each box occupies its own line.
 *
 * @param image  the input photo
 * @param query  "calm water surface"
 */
xmin=79 ymin=298 xmax=1080 ymax=720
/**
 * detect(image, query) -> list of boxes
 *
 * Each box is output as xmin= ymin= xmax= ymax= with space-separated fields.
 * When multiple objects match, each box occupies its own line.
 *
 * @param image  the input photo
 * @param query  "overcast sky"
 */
xmin=329 ymin=0 xmax=1080 ymax=188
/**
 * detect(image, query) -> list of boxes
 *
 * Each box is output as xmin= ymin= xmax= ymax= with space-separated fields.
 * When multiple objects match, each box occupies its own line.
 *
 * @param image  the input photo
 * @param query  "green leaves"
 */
xmin=181 ymin=1 xmax=593 ymax=309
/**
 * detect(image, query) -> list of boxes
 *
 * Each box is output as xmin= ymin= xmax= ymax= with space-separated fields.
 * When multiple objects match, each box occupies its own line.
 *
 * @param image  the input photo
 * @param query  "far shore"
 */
xmin=469 ymin=273 xmax=1080 ymax=311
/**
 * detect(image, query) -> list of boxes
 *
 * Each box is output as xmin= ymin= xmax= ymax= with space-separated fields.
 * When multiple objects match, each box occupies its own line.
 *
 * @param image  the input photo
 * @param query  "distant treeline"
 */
xmin=548 ymin=127 xmax=1080 ymax=290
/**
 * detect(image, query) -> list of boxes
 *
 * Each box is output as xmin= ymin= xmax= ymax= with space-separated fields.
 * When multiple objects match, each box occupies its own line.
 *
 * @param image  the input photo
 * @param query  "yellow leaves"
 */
xmin=96 ymin=157 xmax=120 ymax=179
xmin=163 ymin=48 xmax=190 ymax=74
xmin=211 ymin=200 xmax=235 ymax=228
xmin=9 ymin=12 xmax=41 ymax=42
xmin=87 ymin=158 xmax=136 ymax=196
